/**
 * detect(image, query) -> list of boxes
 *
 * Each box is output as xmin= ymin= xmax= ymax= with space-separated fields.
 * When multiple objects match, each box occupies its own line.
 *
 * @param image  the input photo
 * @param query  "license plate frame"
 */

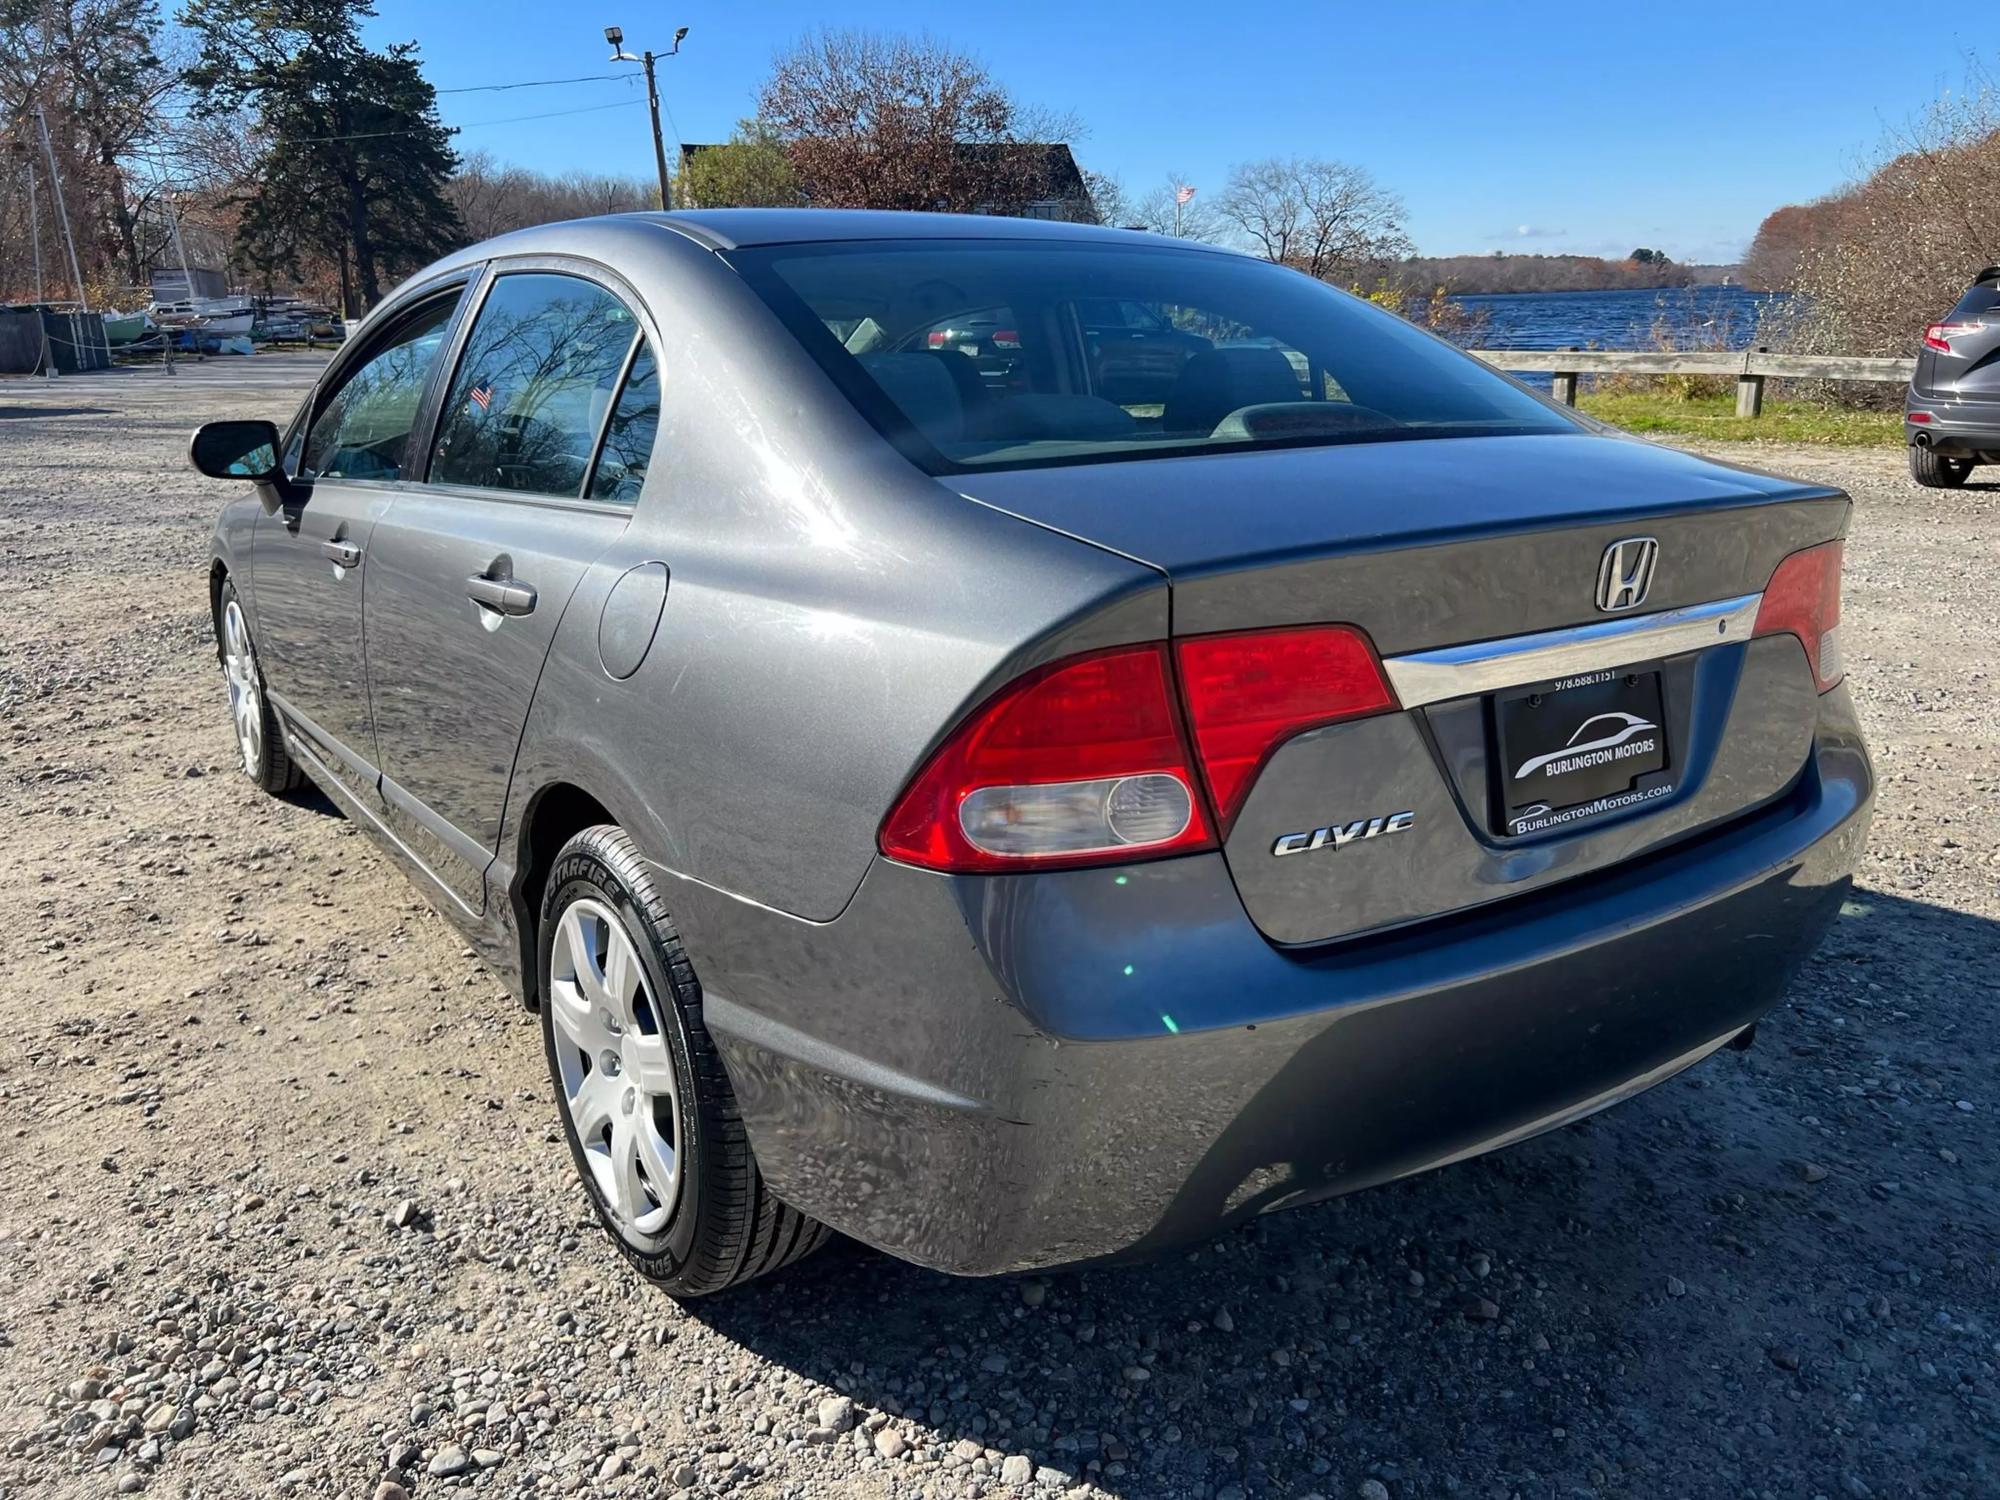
xmin=1494 ymin=666 xmax=1669 ymax=834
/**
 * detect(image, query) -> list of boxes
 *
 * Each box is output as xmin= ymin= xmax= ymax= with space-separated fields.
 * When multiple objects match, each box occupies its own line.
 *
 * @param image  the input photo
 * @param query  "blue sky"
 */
xmin=368 ymin=0 xmax=1986 ymax=263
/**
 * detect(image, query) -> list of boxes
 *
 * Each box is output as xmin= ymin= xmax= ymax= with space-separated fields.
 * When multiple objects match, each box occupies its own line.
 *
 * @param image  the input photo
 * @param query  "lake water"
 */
xmin=1450 ymin=285 xmax=1785 ymax=351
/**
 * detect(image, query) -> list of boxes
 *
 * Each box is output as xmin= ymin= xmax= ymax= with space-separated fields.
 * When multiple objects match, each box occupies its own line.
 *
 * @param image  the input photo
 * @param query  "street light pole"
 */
xmin=641 ymin=51 xmax=670 ymax=210
xmin=605 ymin=24 xmax=688 ymax=212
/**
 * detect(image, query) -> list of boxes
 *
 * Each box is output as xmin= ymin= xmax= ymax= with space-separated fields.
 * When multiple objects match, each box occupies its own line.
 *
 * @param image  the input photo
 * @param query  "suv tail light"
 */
xmin=1923 ymin=321 xmax=1982 ymax=353
xmin=1176 ymin=625 xmax=1398 ymax=834
xmin=879 ymin=624 xmax=1401 ymax=871
xmin=1754 ymin=540 xmax=1844 ymax=691
xmin=879 ymin=645 xmax=1215 ymax=872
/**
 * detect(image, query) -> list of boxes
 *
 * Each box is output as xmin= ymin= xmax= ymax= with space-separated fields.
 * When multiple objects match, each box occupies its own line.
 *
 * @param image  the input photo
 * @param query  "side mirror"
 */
xmin=189 ymin=420 xmax=283 ymax=481
xmin=189 ymin=420 xmax=297 ymax=514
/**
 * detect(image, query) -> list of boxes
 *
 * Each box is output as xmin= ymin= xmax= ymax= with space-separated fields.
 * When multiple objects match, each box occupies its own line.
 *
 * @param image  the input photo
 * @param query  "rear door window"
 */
xmin=1948 ymin=278 xmax=2000 ymax=319
xmin=430 ymin=273 xmax=641 ymax=499
xmin=588 ymin=343 xmax=660 ymax=505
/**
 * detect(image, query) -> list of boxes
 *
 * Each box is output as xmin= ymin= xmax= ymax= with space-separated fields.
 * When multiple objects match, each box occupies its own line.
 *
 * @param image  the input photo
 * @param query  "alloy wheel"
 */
xmin=547 ymin=897 xmax=682 ymax=1239
xmin=221 ymin=599 xmax=264 ymax=777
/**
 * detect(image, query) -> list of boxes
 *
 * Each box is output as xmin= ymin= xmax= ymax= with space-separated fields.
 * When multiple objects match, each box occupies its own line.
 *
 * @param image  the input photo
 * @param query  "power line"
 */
xmin=435 ymin=72 xmax=627 ymax=94
xmin=159 ymin=95 xmax=647 ymax=147
xmin=152 ymin=69 xmax=630 ymax=118
xmin=458 ymin=97 xmax=645 ymax=131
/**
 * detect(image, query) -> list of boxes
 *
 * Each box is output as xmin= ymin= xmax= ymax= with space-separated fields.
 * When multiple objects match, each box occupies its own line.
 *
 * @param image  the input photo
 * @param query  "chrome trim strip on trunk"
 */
xmin=1382 ymin=592 xmax=1764 ymax=707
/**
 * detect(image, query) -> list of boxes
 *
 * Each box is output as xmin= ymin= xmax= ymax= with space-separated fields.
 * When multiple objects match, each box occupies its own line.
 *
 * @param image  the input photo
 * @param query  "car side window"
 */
xmin=588 ymin=342 xmax=660 ymax=505
xmin=301 ymin=297 xmax=458 ymax=482
xmin=430 ymin=273 xmax=640 ymax=498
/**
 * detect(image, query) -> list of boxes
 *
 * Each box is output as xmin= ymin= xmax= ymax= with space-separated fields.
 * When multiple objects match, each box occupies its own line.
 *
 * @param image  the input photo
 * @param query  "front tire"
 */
xmin=1909 ymin=444 xmax=1973 ymax=488
xmin=215 ymin=577 xmax=300 ymax=795
xmin=537 ymin=825 xmax=829 ymax=1296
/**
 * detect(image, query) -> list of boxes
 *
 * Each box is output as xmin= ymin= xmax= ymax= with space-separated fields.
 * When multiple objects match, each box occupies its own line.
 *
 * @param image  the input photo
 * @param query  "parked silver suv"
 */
xmin=193 ymin=211 xmax=1872 ymax=1297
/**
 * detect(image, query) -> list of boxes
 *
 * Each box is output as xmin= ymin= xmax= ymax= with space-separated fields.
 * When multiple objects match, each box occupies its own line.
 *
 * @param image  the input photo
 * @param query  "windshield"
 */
xmin=730 ymin=239 xmax=1576 ymax=473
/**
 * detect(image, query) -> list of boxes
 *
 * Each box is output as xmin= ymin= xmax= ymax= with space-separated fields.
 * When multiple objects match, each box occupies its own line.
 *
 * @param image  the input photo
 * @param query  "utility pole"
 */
xmin=605 ymin=24 xmax=687 ymax=211
xmin=34 ymin=106 xmax=89 ymax=310
xmin=21 ymin=142 xmax=46 ymax=304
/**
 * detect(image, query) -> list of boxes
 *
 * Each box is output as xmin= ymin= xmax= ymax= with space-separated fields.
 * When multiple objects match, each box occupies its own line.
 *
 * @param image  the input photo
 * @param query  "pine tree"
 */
xmin=181 ymin=0 xmax=463 ymax=315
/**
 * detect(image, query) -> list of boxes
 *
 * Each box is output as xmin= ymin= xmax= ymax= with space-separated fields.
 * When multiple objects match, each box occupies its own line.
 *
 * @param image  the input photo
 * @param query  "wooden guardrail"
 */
xmin=1470 ymin=348 xmax=1916 ymax=417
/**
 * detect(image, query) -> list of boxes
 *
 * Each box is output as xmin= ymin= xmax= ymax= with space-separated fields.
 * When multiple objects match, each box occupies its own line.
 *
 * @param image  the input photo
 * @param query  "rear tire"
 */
xmin=1909 ymin=444 xmax=1973 ymax=488
xmin=215 ymin=577 xmax=300 ymax=796
xmin=537 ymin=824 xmax=829 ymax=1296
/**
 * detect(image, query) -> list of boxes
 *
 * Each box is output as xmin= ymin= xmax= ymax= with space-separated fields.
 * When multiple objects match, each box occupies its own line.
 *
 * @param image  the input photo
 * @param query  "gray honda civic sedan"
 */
xmin=192 ymin=210 xmax=1872 ymax=1296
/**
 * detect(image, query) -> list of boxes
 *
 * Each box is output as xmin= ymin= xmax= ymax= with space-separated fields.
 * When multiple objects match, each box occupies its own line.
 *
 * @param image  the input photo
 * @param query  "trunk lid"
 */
xmin=954 ymin=432 xmax=1849 ymax=945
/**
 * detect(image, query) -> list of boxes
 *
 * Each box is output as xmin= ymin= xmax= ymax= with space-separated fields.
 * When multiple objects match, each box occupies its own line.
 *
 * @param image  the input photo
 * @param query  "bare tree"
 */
xmin=1079 ymin=167 xmax=1129 ymax=228
xmin=1216 ymin=157 xmax=1412 ymax=281
xmin=449 ymin=151 xmax=655 ymax=242
xmin=0 ymin=0 xmax=178 ymax=299
xmin=1130 ymin=175 xmax=1221 ymax=240
xmin=756 ymin=30 xmax=1067 ymax=213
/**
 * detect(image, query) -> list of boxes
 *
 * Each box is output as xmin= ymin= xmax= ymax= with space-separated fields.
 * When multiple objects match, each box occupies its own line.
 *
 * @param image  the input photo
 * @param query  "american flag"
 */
xmin=468 ymin=382 xmax=494 ymax=411
xmin=1175 ymin=185 xmax=1196 ymax=205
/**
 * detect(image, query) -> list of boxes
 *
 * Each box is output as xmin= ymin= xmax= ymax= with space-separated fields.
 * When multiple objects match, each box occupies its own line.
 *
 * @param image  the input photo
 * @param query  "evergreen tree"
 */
xmin=180 ymin=0 xmax=463 ymax=314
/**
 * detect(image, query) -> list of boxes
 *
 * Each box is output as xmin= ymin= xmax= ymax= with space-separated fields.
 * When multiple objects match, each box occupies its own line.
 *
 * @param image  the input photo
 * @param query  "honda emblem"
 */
xmin=1596 ymin=537 xmax=1659 ymax=612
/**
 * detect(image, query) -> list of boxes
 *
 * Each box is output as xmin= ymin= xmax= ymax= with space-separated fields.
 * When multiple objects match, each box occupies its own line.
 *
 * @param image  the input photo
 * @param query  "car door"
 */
xmin=253 ymin=285 xmax=469 ymax=797
xmin=361 ymin=264 xmax=662 ymax=913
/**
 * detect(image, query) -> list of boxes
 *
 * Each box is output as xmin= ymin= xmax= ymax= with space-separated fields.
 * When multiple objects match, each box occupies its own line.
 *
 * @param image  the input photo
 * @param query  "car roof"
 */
xmin=459 ymin=208 xmax=1243 ymax=258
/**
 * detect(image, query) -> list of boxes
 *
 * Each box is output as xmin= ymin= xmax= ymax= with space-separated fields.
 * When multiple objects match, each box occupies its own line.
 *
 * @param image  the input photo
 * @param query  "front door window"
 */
xmin=301 ymin=299 xmax=457 ymax=482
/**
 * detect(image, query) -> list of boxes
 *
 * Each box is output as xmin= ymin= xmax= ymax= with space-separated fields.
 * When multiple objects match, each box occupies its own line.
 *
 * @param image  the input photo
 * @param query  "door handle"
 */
xmin=466 ymin=574 xmax=537 ymax=617
xmin=321 ymin=539 xmax=362 ymax=568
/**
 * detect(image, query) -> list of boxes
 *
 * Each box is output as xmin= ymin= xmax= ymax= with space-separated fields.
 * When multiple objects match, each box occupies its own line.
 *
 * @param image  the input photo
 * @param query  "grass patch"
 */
xmin=1575 ymin=392 xmax=1902 ymax=447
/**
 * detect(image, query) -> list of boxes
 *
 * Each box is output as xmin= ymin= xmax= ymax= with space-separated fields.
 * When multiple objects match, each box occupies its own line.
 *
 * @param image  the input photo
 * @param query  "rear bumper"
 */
xmin=657 ymin=689 xmax=1873 ymax=1276
xmin=1905 ymin=391 xmax=2000 ymax=454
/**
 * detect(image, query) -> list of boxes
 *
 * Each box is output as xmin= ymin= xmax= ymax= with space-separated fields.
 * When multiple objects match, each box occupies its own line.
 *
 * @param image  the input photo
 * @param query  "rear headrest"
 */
xmin=1161 ymin=346 xmax=1306 ymax=435
xmin=856 ymin=352 xmax=963 ymax=443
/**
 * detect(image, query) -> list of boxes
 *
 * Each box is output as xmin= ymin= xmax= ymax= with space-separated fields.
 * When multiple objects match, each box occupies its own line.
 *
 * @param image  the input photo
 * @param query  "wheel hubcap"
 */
xmin=548 ymin=898 xmax=680 ymax=1238
xmin=221 ymin=599 xmax=263 ymax=777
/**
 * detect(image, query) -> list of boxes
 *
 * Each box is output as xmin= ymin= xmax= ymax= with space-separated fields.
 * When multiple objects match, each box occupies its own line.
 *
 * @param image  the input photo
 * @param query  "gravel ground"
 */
xmin=0 ymin=363 xmax=1995 ymax=1500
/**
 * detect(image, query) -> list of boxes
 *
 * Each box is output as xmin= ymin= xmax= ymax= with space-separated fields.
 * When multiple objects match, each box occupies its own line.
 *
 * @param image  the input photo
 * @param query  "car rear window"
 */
xmin=729 ymin=240 xmax=1575 ymax=473
xmin=1948 ymin=278 xmax=2000 ymax=319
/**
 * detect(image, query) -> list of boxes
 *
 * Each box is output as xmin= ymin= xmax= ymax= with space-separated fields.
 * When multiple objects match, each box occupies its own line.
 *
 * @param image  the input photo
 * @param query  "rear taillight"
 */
xmin=880 ymin=623 xmax=1401 ymax=871
xmin=1754 ymin=540 xmax=1844 ymax=692
xmin=1175 ymin=625 xmax=1398 ymax=833
xmin=878 ymin=645 xmax=1215 ymax=873
xmin=1923 ymin=321 xmax=1981 ymax=353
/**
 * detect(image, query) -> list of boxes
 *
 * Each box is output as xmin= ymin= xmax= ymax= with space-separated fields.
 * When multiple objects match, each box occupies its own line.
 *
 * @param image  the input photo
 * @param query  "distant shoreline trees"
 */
xmin=1372 ymin=252 xmax=1706 ymax=297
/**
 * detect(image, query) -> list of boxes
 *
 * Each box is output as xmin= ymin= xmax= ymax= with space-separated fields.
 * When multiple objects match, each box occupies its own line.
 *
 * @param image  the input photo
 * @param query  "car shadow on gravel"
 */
xmin=684 ymin=888 xmax=1999 ymax=1498
xmin=283 ymin=779 xmax=344 ymax=819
